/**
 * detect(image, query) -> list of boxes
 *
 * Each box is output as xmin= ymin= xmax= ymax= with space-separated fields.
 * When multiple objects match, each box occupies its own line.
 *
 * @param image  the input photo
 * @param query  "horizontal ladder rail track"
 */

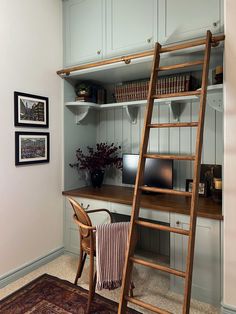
xmin=144 ymin=154 xmax=195 ymax=160
xmin=135 ymin=219 xmax=190 ymax=235
xmin=57 ymin=35 xmax=224 ymax=77
xmin=158 ymin=60 xmax=203 ymax=71
xmin=153 ymin=90 xmax=201 ymax=99
xmin=140 ymin=186 xmax=192 ymax=196
xmin=148 ymin=122 xmax=199 ymax=128
xmin=126 ymin=296 xmax=172 ymax=314
xmin=130 ymin=257 xmax=186 ymax=278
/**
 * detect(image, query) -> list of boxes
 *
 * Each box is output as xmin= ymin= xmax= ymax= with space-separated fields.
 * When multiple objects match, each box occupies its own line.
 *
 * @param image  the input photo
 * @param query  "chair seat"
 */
xmin=81 ymin=234 xmax=96 ymax=255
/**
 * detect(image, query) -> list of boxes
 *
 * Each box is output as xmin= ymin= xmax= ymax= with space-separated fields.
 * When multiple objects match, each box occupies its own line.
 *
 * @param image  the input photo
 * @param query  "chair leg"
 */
xmin=74 ymin=251 xmax=87 ymax=285
xmin=86 ymin=253 xmax=94 ymax=314
xmin=129 ymin=281 xmax=135 ymax=297
xmin=91 ymin=271 xmax=97 ymax=300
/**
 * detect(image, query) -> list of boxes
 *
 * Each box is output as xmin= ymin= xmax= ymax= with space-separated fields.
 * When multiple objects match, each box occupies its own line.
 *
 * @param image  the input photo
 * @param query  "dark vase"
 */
xmin=90 ymin=169 xmax=104 ymax=188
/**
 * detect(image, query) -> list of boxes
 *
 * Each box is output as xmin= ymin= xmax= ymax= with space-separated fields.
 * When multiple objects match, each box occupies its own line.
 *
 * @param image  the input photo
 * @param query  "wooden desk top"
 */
xmin=62 ymin=185 xmax=223 ymax=221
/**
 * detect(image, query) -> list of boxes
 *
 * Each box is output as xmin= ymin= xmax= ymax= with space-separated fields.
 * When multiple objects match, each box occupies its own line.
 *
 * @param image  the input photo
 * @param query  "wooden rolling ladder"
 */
xmin=118 ymin=30 xmax=221 ymax=314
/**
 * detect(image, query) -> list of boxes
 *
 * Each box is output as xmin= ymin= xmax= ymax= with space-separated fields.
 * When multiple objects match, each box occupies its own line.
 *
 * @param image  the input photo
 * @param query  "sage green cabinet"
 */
xmin=63 ymin=0 xmax=224 ymax=65
xmin=158 ymin=0 xmax=224 ymax=45
xmin=170 ymin=213 xmax=221 ymax=305
xmin=105 ymin=0 xmax=157 ymax=57
xmin=63 ymin=0 xmax=104 ymax=66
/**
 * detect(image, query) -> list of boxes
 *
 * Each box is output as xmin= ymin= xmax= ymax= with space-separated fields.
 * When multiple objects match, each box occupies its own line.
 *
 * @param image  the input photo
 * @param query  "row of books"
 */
xmin=114 ymin=74 xmax=195 ymax=103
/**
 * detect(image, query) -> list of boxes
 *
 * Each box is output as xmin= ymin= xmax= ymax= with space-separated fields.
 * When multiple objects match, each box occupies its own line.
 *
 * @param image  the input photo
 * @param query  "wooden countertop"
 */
xmin=62 ymin=185 xmax=223 ymax=221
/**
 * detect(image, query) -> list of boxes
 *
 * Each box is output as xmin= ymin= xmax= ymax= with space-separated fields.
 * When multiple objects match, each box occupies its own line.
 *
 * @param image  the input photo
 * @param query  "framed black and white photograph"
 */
xmin=186 ymin=179 xmax=206 ymax=196
xmin=14 ymin=91 xmax=49 ymax=128
xmin=15 ymin=132 xmax=50 ymax=165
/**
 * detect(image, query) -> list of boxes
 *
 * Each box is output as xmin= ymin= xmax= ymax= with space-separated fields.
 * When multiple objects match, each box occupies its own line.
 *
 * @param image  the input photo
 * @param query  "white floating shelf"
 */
xmin=65 ymin=84 xmax=223 ymax=123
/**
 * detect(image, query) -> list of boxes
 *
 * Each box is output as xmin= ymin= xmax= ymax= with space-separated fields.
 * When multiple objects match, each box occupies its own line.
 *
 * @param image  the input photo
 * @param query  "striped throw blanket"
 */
xmin=96 ymin=222 xmax=130 ymax=290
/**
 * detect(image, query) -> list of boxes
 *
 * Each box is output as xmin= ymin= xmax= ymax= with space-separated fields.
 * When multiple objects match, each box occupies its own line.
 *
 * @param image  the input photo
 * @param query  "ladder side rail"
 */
xmin=182 ymin=30 xmax=212 ymax=314
xmin=118 ymin=42 xmax=161 ymax=314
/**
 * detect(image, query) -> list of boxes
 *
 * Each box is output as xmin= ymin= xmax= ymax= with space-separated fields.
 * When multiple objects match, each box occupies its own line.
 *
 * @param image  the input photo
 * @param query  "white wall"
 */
xmin=223 ymin=0 xmax=236 ymax=309
xmin=0 ymin=0 xmax=63 ymax=276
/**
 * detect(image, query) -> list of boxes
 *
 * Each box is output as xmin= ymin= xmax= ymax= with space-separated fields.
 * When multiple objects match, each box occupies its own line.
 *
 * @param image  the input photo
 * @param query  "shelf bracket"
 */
xmin=125 ymin=106 xmax=139 ymax=124
xmin=75 ymin=106 xmax=91 ymax=124
xmin=207 ymin=92 xmax=223 ymax=112
xmin=67 ymin=105 xmax=90 ymax=124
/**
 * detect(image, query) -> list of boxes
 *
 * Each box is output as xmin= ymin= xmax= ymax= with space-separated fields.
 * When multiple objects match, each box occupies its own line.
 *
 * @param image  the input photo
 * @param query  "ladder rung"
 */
xmin=158 ymin=60 xmax=203 ymax=71
xmin=140 ymin=186 xmax=192 ymax=196
xmin=126 ymin=296 xmax=171 ymax=314
xmin=135 ymin=219 xmax=190 ymax=236
xmin=130 ymin=257 xmax=186 ymax=278
xmin=153 ymin=90 xmax=201 ymax=99
xmin=144 ymin=153 xmax=195 ymax=161
xmin=148 ymin=122 xmax=199 ymax=128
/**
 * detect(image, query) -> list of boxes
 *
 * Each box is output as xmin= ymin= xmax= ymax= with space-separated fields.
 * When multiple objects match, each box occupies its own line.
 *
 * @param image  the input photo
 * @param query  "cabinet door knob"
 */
xmin=147 ymin=37 xmax=152 ymax=43
xmin=176 ymin=221 xmax=180 ymax=225
xmin=97 ymin=50 xmax=101 ymax=55
xmin=213 ymin=22 xmax=218 ymax=27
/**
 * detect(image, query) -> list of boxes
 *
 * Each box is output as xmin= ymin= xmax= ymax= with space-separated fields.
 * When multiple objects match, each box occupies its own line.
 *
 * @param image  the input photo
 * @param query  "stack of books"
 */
xmin=114 ymin=74 xmax=197 ymax=103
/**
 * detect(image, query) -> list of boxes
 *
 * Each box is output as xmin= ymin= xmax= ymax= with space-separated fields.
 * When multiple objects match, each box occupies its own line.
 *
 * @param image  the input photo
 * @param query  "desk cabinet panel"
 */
xmin=110 ymin=202 xmax=170 ymax=223
xmin=170 ymin=213 xmax=221 ymax=305
xmin=110 ymin=203 xmax=131 ymax=216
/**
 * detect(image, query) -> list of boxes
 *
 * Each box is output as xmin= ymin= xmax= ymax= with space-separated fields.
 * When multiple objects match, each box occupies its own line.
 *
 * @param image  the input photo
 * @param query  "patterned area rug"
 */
xmin=0 ymin=274 xmax=140 ymax=313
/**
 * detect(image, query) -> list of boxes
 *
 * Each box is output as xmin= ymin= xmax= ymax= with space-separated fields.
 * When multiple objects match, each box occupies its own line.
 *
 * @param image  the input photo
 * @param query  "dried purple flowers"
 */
xmin=70 ymin=142 xmax=122 ymax=172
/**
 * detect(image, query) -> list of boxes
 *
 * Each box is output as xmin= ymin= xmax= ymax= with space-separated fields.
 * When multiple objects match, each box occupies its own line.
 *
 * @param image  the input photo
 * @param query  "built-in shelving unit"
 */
xmin=65 ymin=84 xmax=223 ymax=123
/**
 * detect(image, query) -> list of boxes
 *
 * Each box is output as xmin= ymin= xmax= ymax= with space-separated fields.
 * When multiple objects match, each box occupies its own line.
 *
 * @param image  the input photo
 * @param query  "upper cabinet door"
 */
xmin=63 ymin=0 xmax=104 ymax=67
xmin=158 ymin=0 xmax=224 ymax=45
xmin=105 ymin=0 xmax=157 ymax=57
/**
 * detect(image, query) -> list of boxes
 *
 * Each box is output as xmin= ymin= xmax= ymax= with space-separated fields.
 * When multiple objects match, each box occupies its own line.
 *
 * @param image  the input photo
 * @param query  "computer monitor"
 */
xmin=122 ymin=154 xmax=173 ymax=189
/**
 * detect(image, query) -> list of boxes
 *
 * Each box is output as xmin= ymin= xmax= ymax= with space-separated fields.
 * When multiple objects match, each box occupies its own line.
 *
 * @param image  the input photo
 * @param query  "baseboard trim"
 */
xmin=0 ymin=246 xmax=64 ymax=288
xmin=222 ymin=303 xmax=236 ymax=314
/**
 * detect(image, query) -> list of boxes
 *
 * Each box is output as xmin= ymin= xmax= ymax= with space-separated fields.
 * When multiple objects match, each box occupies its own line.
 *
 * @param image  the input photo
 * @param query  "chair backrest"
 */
xmin=67 ymin=197 xmax=92 ymax=238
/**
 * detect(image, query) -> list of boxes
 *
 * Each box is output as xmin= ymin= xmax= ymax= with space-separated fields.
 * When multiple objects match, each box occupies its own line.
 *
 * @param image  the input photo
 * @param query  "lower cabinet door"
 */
xmin=170 ymin=213 xmax=221 ymax=306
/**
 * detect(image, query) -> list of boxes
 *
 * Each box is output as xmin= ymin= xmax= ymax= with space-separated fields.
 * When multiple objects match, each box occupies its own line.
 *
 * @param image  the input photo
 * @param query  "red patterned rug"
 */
xmin=0 ymin=274 xmax=141 ymax=313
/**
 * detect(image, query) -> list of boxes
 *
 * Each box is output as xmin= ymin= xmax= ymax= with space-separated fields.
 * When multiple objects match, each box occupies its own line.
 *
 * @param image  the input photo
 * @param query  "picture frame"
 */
xmin=186 ymin=179 xmax=206 ymax=196
xmin=14 ymin=91 xmax=49 ymax=128
xmin=15 ymin=132 xmax=50 ymax=166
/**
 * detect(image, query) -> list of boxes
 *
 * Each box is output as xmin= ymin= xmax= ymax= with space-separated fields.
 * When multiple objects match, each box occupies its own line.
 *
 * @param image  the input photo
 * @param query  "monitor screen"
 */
xmin=122 ymin=154 xmax=173 ymax=189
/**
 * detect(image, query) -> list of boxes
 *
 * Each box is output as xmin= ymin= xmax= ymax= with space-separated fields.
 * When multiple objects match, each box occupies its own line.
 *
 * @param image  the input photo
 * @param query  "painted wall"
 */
xmin=0 ymin=0 xmax=63 ymax=276
xmin=97 ymin=101 xmax=223 ymax=189
xmin=223 ymin=0 xmax=236 ymax=309
xmin=64 ymin=81 xmax=97 ymax=191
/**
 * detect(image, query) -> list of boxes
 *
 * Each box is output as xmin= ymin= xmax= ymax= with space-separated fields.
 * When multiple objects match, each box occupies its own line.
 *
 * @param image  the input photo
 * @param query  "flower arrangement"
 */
xmin=70 ymin=143 xmax=122 ymax=187
xmin=70 ymin=142 xmax=122 ymax=172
